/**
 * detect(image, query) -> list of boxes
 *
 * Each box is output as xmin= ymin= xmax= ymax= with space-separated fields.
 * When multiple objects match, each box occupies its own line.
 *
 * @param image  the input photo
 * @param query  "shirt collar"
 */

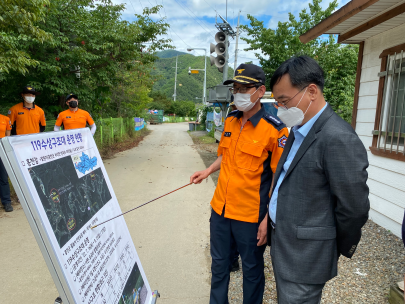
xmin=22 ymin=102 xmax=35 ymax=109
xmin=292 ymin=102 xmax=328 ymax=137
xmin=247 ymin=105 xmax=266 ymax=127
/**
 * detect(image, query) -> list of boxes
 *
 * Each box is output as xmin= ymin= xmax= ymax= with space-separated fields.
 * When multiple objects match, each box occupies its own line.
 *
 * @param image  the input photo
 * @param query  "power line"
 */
xmin=137 ymin=0 xmax=144 ymax=10
xmin=179 ymin=1 xmax=217 ymax=36
xmin=161 ymin=0 xmax=174 ymax=43
xmin=201 ymin=0 xmax=216 ymax=12
xmin=172 ymin=0 xmax=216 ymax=38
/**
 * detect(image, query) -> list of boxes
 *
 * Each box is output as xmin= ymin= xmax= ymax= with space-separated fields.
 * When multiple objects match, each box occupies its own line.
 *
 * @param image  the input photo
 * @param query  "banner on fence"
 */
xmin=134 ymin=118 xmax=145 ymax=131
xmin=0 ymin=129 xmax=154 ymax=304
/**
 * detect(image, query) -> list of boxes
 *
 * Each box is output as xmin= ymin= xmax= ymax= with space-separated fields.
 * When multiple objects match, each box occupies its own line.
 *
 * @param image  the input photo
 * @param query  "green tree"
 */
xmin=0 ymin=0 xmax=171 ymax=119
xmin=169 ymin=101 xmax=196 ymax=116
xmin=241 ymin=0 xmax=358 ymax=122
xmin=148 ymin=91 xmax=173 ymax=112
xmin=110 ymin=63 xmax=154 ymax=118
xmin=0 ymin=0 xmax=54 ymax=74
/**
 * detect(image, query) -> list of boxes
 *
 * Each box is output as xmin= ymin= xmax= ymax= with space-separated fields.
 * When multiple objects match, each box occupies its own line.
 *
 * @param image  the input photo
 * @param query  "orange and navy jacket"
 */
xmin=211 ymin=106 xmax=289 ymax=223
xmin=0 ymin=114 xmax=12 ymax=138
xmin=55 ymin=109 xmax=95 ymax=130
xmin=8 ymin=103 xmax=46 ymax=135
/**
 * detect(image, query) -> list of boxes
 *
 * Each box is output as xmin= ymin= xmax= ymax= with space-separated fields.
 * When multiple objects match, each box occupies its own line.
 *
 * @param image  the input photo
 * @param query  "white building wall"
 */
xmin=356 ymin=22 xmax=405 ymax=237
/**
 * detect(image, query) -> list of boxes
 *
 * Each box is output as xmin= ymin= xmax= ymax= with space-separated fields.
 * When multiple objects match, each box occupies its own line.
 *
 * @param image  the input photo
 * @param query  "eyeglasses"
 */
xmin=274 ymin=86 xmax=307 ymax=109
xmin=229 ymin=86 xmax=258 ymax=94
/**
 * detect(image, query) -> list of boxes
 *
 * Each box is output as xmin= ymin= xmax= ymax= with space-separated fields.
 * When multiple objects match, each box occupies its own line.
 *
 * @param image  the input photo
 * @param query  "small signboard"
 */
xmin=0 ymin=128 xmax=157 ymax=304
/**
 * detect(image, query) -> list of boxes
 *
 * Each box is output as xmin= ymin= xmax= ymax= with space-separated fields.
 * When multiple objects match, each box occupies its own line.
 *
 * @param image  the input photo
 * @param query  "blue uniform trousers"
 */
xmin=0 ymin=158 xmax=11 ymax=206
xmin=210 ymin=208 xmax=266 ymax=304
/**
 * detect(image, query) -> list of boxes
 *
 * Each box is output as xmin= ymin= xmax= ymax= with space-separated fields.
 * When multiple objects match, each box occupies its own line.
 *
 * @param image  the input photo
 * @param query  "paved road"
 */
xmin=0 ymin=123 xmax=213 ymax=303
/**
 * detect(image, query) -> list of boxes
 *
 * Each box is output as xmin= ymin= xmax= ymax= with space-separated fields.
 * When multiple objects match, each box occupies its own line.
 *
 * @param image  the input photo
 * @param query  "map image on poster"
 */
xmin=29 ymin=153 xmax=112 ymax=248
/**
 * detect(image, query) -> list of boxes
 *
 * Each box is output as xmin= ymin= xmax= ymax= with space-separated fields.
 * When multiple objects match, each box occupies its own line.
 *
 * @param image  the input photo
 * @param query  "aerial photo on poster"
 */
xmin=29 ymin=152 xmax=112 ymax=248
xmin=118 ymin=263 xmax=147 ymax=304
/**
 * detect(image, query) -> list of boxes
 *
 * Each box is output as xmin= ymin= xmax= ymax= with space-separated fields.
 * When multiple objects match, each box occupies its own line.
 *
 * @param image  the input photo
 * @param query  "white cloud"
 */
xmin=112 ymin=0 xmax=351 ymax=68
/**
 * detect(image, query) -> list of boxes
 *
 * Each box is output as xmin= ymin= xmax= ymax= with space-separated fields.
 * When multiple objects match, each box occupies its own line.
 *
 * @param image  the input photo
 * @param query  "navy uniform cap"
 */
xmin=21 ymin=86 xmax=41 ymax=95
xmin=224 ymin=63 xmax=265 ymax=86
xmin=66 ymin=93 xmax=78 ymax=101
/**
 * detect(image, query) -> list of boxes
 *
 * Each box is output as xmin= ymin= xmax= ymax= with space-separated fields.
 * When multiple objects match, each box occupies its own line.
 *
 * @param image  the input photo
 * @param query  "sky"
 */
xmin=113 ymin=0 xmax=351 ymax=68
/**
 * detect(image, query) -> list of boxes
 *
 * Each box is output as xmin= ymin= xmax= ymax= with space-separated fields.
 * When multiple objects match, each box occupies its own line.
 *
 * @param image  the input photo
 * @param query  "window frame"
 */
xmin=370 ymin=43 xmax=405 ymax=161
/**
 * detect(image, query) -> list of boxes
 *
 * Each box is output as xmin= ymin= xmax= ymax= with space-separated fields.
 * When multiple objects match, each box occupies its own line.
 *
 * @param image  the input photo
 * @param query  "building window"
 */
xmin=371 ymin=44 xmax=405 ymax=161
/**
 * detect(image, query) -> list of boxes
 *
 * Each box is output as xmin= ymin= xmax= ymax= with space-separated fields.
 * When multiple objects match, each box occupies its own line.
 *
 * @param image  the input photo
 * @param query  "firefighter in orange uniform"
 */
xmin=0 ymin=114 xmax=13 ymax=212
xmin=54 ymin=94 xmax=96 ymax=135
xmin=190 ymin=64 xmax=289 ymax=304
xmin=8 ymin=86 xmax=46 ymax=135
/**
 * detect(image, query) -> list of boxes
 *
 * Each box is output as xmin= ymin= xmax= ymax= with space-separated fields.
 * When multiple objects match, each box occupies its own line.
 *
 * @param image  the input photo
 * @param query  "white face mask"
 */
xmin=24 ymin=96 xmax=35 ymax=103
xmin=277 ymin=87 xmax=311 ymax=127
xmin=234 ymin=88 xmax=259 ymax=112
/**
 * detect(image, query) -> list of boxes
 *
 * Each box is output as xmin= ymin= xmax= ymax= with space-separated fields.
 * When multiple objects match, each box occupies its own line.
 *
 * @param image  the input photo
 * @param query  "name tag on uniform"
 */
xmin=66 ymin=116 xmax=71 ymax=118
xmin=224 ymin=132 xmax=231 ymax=137
xmin=18 ymin=112 xmax=24 ymax=115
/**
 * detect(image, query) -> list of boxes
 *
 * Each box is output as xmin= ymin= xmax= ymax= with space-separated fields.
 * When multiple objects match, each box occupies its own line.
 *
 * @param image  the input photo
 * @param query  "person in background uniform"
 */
xmin=54 ymin=94 xmax=96 ymax=136
xmin=268 ymin=56 xmax=369 ymax=303
xmin=0 ymin=114 xmax=13 ymax=212
xmin=8 ymin=86 xmax=46 ymax=135
xmin=54 ymin=93 xmax=96 ymax=304
xmin=190 ymin=64 xmax=289 ymax=304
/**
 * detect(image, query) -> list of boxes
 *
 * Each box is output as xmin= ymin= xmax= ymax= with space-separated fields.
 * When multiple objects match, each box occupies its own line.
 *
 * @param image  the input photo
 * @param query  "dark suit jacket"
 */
xmin=267 ymin=104 xmax=370 ymax=284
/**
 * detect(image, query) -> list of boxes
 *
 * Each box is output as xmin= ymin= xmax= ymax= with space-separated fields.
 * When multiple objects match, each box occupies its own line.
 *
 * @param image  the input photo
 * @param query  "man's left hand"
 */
xmin=257 ymin=216 xmax=267 ymax=246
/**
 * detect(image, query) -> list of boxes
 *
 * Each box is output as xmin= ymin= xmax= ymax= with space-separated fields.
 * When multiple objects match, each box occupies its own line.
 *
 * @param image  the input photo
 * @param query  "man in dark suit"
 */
xmin=267 ymin=56 xmax=370 ymax=303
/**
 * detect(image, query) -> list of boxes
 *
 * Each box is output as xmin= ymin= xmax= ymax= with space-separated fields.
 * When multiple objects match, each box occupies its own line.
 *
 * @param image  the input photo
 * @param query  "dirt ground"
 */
xmin=188 ymin=130 xmax=405 ymax=304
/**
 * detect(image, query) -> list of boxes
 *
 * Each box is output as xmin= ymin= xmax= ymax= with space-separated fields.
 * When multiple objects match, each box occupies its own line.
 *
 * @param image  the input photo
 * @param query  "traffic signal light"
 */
xmin=210 ymin=31 xmax=227 ymax=73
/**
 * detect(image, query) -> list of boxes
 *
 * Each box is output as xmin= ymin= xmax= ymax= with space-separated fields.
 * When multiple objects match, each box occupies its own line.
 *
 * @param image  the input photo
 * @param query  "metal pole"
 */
xmin=100 ymin=118 xmax=103 ymax=145
xmin=234 ymin=11 xmax=241 ymax=72
xmin=203 ymin=49 xmax=207 ymax=104
xmin=111 ymin=117 xmax=113 ymax=142
xmin=223 ymin=34 xmax=229 ymax=83
xmin=174 ymin=55 xmax=178 ymax=101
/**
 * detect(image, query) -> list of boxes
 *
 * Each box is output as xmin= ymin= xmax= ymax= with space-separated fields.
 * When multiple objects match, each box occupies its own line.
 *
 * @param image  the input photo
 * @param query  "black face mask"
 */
xmin=69 ymin=100 xmax=78 ymax=108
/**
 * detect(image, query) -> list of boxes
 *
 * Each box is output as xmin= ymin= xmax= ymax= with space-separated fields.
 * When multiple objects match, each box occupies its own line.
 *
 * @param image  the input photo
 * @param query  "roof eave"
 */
xmin=299 ymin=0 xmax=379 ymax=44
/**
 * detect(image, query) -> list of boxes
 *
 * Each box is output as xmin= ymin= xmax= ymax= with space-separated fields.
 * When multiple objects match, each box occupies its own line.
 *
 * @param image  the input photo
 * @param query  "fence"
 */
xmin=162 ymin=116 xmax=196 ymax=123
xmin=45 ymin=117 xmax=145 ymax=148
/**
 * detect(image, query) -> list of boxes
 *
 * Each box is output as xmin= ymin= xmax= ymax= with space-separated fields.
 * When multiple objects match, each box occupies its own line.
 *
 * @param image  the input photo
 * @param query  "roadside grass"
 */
xmin=190 ymin=132 xmax=216 ymax=145
xmin=99 ymin=128 xmax=151 ymax=159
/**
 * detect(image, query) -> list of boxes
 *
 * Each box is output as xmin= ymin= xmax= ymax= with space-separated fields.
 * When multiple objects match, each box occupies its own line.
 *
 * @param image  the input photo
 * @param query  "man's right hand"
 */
xmin=190 ymin=169 xmax=210 ymax=184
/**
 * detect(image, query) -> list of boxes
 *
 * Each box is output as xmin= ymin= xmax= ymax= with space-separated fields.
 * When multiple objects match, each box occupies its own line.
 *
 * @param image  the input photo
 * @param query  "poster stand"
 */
xmin=1 ymin=129 xmax=158 ymax=304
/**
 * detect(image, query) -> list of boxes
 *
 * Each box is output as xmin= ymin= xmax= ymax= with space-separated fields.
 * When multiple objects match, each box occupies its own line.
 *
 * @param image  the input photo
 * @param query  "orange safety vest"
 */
xmin=0 ymin=114 xmax=12 ymax=138
xmin=211 ymin=107 xmax=289 ymax=223
xmin=55 ymin=108 xmax=94 ymax=130
xmin=8 ymin=103 xmax=46 ymax=135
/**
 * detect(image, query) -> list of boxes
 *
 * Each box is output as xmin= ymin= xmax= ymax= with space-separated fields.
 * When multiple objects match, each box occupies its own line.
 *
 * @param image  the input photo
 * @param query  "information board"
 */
xmin=0 ymin=128 xmax=156 ymax=304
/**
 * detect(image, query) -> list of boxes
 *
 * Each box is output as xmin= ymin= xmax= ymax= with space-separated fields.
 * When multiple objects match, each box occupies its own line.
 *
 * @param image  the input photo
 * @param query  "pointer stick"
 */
xmin=91 ymin=182 xmax=193 ymax=229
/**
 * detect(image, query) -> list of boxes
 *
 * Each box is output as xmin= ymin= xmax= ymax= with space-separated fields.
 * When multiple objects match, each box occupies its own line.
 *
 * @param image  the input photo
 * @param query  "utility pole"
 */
xmin=187 ymin=48 xmax=207 ymax=105
xmin=223 ymin=35 xmax=229 ymax=83
xmin=173 ymin=55 xmax=178 ymax=101
xmin=234 ymin=10 xmax=241 ymax=72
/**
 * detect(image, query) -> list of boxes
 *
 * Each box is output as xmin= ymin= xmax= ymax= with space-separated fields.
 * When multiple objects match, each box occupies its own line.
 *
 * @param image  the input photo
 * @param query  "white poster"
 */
xmin=2 ymin=128 xmax=153 ymax=304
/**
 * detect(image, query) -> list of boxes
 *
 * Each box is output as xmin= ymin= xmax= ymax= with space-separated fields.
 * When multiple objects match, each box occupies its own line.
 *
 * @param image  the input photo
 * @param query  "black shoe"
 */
xmin=54 ymin=296 xmax=62 ymax=304
xmin=230 ymin=260 xmax=239 ymax=272
xmin=4 ymin=204 xmax=13 ymax=212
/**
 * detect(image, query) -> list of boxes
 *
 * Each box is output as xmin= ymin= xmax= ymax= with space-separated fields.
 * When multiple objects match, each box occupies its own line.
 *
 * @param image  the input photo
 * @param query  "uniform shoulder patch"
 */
xmin=278 ymin=135 xmax=287 ymax=148
xmin=8 ymin=110 xmax=11 ymax=115
xmin=263 ymin=114 xmax=285 ymax=130
xmin=227 ymin=110 xmax=239 ymax=118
